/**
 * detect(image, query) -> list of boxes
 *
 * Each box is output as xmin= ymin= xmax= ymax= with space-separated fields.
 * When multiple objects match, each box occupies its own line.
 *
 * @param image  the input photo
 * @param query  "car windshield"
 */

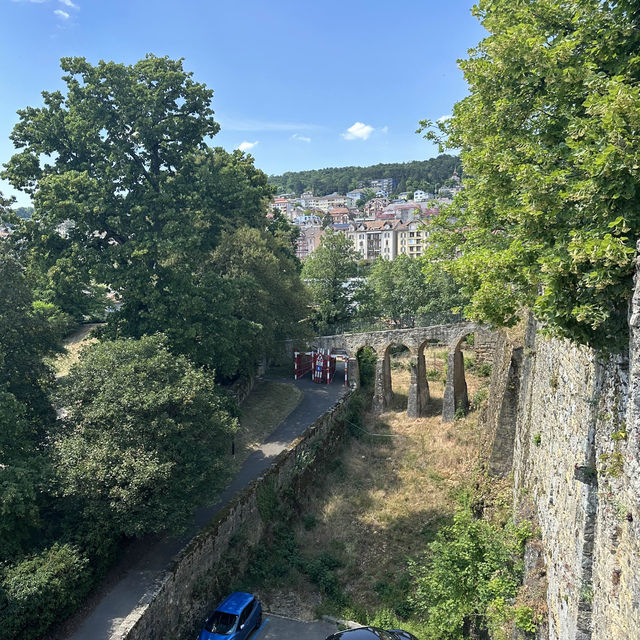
xmin=204 ymin=611 xmax=238 ymax=634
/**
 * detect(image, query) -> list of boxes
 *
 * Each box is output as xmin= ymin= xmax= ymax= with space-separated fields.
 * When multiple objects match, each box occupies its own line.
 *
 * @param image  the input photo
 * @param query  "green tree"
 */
xmin=417 ymin=268 xmax=469 ymax=324
xmin=0 ymin=239 xmax=61 ymax=560
xmin=409 ymin=505 xmax=532 ymax=640
xmin=301 ymin=229 xmax=361 ymax=331
xmin=363 ymin=255 xmax=430 ymax=328
xmin=207 ymin=226 xmax=309 ymax=378
xmin=2 ymin=56 xmax=273 ymax=366
xmin=53 ymin=335 xmax=236 ymax=537
xmin=419 ymin=0 xmax=640 ymax=349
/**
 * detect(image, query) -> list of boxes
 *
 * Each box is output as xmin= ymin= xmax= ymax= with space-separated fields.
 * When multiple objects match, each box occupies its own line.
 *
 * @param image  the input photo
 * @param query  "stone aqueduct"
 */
xmin=312 ymin=322 xmax=499 ymax=422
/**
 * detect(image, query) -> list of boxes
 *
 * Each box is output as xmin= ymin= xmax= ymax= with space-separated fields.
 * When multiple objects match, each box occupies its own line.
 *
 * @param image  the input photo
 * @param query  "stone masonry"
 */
xmin=479 ymin=243 xmax=640 ymax=640
xmin=313 ymin=323 xmax=499 ymax=421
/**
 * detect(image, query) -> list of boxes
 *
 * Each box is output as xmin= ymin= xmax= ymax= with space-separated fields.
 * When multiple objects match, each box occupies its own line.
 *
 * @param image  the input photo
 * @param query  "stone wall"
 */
xmin=482 ymin=313 xmax=639 ymax=639
xmin=114 ymin=391 xmax=354 ymax=640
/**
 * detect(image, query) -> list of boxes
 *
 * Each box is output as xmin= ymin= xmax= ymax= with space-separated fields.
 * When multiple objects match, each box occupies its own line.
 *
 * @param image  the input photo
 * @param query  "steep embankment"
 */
xmin=237 ymin=346 xmax=495 ymax=636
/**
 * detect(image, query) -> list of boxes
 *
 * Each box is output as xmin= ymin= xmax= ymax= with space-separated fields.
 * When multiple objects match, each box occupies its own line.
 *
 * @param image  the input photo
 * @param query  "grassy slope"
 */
xmin=241 ymin=347 xmax=492 ymax=632
xmin=234 ymin=380 xmax=304 ymax=469
xmin=51 ymin=323 xmax=101 ymax=378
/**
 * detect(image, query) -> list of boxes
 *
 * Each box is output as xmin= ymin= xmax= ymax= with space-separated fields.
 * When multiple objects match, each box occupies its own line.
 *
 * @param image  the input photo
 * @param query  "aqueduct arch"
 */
xmin=313 ymin=322 xmax=499 ymax=422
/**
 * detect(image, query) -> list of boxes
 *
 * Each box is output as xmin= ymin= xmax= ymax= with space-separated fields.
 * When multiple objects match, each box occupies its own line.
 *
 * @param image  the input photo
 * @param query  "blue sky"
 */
xmin=0 ymin=0 xmax=486 ymax=206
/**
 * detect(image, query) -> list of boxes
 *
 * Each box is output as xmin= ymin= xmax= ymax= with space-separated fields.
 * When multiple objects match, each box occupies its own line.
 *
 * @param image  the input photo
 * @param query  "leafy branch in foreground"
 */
xmin=420 ymin=0 xmax=640 ymax=349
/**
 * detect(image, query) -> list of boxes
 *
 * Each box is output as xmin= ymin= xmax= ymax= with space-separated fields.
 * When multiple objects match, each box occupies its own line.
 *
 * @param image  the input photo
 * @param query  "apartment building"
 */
xmin=397 ymin=217 xmax=431 ymax=259
xmin=345 ymin=219 xmax=402 ymax=261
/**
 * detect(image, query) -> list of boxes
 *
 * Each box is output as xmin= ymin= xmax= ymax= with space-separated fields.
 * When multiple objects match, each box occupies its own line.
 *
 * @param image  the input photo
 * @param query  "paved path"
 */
xmin=65 ymin=367 xmax=347 ymax=640
xmin=251 ymin=614 xmax=338 ymax=640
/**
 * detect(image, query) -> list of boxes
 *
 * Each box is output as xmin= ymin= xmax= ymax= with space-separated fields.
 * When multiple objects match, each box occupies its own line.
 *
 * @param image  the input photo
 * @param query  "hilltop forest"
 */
xmin=268 ymin=154 xmax=460 ymax=196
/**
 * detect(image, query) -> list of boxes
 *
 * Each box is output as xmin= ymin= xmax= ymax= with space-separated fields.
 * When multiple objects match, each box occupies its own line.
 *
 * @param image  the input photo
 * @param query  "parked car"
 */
xmin=198 ymin=592 xmax=262 ymax=640
xmin=325 ymin=627 xmax=418 ymax=640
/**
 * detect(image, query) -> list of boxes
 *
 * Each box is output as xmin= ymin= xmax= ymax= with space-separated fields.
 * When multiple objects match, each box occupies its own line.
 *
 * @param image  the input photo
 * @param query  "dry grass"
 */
xmin=234 ymin=380 xmax=303 ymax=464
xmin=52 ymin=323 xmax=101 ymax=378
xmin=251 ymin=347 xmax=491 ymax=622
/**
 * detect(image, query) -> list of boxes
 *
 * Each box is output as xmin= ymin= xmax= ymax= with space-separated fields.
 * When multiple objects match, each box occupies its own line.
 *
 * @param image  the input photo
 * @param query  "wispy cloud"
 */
xmin=437 ymin=114 xmax=452 ymax=124
xmin=341 ymin=121 xmax=388 ymax=141
xmin=237 ymin=141 xmax=258 ymax=152
xmin=291 ymin=133 xmax=311 ymax=143
xmin=59 ymin=0 xmax=78 ymax=7
xmin=222 ymin=117 xmax=319 ymax=133
xmin=54 ymin=8 xmax=70 ymax=18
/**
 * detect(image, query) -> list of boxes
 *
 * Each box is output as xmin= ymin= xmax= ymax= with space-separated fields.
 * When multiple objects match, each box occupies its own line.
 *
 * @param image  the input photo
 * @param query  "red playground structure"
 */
xmin=294 ymin=348 xmax=347 ymax=385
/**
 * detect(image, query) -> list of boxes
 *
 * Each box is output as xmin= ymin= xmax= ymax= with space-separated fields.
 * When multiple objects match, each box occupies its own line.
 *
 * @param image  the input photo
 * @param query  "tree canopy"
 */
xmin=54 ymin=335 xmax=236 ymax=537
xmin=420 ymin=0 xmax=640 ymax=349
xmin=269 ymin=155 xmax=460 ymax=197
xmin=301 ymin=229 xmax=361 ymax=331
xmin=2 ymin=55 xmax=306 ymax=377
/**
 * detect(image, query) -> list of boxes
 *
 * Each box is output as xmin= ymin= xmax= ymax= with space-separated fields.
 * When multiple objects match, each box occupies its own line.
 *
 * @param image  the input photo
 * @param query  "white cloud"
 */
xmin=237 ymin=141 xmax=258 ymax=152
xmin=437 ymin=114 xmax=452 ymax=123
xmin=291 ymin=134 xmax=311 ymax=143
xmin=342 ymin=122 xmax=375 ymax=141
xmin=54 ymin=8 xmax=69 ymax=18
xmin=380 ymin=125 xmax=389 ymax=134
xmin=59 ymin=0 xmax=78 ymax=7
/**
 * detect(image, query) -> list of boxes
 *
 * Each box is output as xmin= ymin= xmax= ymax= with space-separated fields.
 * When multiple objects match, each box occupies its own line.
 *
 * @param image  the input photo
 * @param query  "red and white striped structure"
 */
xmin=294 ymin=348 xmax=340 ymax=385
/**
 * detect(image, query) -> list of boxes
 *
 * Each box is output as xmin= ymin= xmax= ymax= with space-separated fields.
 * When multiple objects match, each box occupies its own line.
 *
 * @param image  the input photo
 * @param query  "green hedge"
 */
xmin=0 ymin=543 xmax=91 ymax=640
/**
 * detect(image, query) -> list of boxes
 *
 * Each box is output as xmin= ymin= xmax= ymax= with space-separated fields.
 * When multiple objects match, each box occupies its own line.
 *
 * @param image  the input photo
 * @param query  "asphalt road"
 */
xmin=248 ymin=614 xmax=338 ymax=640
xmin=64 ymin=366 xmax=347 ymax=640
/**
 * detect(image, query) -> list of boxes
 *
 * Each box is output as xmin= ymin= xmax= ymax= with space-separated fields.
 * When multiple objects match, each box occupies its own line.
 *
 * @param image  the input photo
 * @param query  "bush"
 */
xmin=357 ymin=347 xmax=377 ymax=389
xmin=409 ymin=505 xmax=533 ymax=640
xmin=54 ymin=334 xmax=237 ymax=537
xmin=0 ymin=544 xmax=91 ymax=640
xmin=426 ymin=368 xmax=441 ymax=381
xmin=471 ymin=388 xmax=488 ymax=409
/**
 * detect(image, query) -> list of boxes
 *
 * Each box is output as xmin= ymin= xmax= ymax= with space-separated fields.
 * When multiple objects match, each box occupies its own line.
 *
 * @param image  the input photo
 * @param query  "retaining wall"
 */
xmin=114 ymin=391 xmax=354 ymax=640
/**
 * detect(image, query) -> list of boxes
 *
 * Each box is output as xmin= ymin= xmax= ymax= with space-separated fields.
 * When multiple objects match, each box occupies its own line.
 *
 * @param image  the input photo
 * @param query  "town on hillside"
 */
xmin=271 ymin=170 xmax=464 ymax=261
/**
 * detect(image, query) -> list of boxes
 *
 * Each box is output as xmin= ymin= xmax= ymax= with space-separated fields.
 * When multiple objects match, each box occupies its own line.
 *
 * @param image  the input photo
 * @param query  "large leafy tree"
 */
xmin=301 ymin=229 xmax=361 ymax=331
xmin=0 ymin=240 xmax=61 ymax=560
xmin=363 ymin=255 xmax=430 ymax=328
xmin=420 ymin=0 xmax=640 ymax=349
xmin=2 ymin=56 xmax=275 ymax=367
xmin=53 ymin=335 xmax=236 ymax=537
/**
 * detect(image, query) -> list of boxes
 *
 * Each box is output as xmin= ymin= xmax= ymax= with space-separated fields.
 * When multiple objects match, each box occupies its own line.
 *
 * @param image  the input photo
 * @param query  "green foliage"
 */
xmin=360 ymin=255 xmax=430 ymax=328
xmin=269 ymin=155 xmax=459 ymax=196
xmin=2 ymin=56 xmax=297 ymax=378
xmin=426 ymin=368 xmax=441 ymax=381
xmin=416 ymin=268 xmax=469 ymax=325
xmin=471 ymin=388 xmax=489 ymax=409
xmin=0 ymin=243 xmax=62 ymax=560
xmin=54 ymin=335 xmax=236 ymax=537
xmin=0 ymin=543 xmax=91 ymax=640
xmin=257 ymin=476 xmax=280 ymax=523
xmin=533 ymin=433 xmax=542 ymax=447
xmin=419 ymin=0 xmax=640 ymax=349
xmin=409 ymin=505 xmax=532 ymax=640
xmin=357 ymin=347 xmax=377 ymax=390
xmin=301 ymin=229 xmax=361 ymax=331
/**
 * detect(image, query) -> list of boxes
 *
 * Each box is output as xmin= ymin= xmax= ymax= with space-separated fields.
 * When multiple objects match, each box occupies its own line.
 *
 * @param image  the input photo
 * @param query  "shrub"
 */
xmin=0 ymin=544 xmax=91 ymax=640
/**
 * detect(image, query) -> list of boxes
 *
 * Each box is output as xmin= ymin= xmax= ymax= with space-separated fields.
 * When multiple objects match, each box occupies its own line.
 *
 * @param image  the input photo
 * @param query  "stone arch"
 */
xmin=442 ymin=328 xmax=483 ymax=422
xmin=348 ymin=343 xmax=378 ymax=390
xmin=371 ymin=341 xmax=412 ymax=414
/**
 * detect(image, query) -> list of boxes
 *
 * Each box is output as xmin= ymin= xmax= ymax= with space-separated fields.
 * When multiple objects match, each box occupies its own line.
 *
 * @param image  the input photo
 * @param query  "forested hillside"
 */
xmin=269 ymin=154 xmax=460 ymax=196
